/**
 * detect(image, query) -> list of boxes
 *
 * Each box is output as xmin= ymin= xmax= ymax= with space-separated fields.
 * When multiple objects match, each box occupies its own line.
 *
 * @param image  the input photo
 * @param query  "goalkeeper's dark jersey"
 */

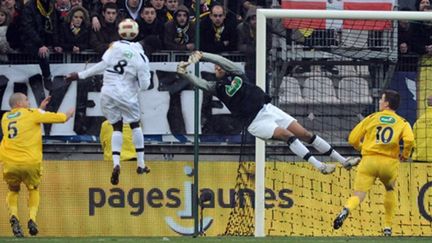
xmin=215 ymin=73 xmax=271 ymax=126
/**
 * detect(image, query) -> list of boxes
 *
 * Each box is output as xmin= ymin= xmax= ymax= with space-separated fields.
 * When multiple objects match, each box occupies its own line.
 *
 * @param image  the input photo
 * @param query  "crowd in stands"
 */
xmin=399 ymin=0 xmax=432 ymax=57
xmin=0 ymin=0 xmax=272 ymax=86
xmin=1 ymin=0 xmax=431 ymax=79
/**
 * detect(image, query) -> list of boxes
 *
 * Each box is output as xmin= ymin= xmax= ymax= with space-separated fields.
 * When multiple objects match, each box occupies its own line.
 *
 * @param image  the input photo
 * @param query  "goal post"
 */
xmin=255 ymin=9 xmax=432 ymax=237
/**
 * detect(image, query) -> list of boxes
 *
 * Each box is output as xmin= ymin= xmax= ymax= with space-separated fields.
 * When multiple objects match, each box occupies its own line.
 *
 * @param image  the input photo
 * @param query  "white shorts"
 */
xmin=247 ymin=103 xmax=296 ymax=140
xmin=100 ymin=86 xmax=141 ymax=124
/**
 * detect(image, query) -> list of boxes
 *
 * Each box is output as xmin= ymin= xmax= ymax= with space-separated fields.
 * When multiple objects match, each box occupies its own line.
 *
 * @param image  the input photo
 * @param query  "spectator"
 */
xmin=120 ymin=0 xmax=144 ymax=20
xmin=0 ymin=6 xmax=14 ymax=62
xmin=163 ymin=4 xmax=194 ymax=51
xmin=21 ymin=0 xmax=62 ymax=89
xmin=165 ymin=0 xmax=178 ymax=21
xmin=55 ymin=0 xmax=72 ymax=25
xmin=240 ymin=0 xmax=267 ymax=18
xmin=200 ymin=4 xmax=237 ymax=53
xmin=187 ymin=0 xmax=213 ymax=21
xmin=150 ymin=0 xmax=168 ymax=24
xmin=237 ymin=7 xmax=257 ymax=83
xmin=136 ymin=3 xmax=164 ymax=44
xmin=90 ymin=2 xmax=120 ymax=54
xmin=412 ymin=4 xmax=432 ymax=55
xmin=412 ymin=96 xmax=432 ymax=162
xmin=71 ymin=0 xmax=82 ymax=7
xmin=56 ymin=0 xmax=71 ymax=14
xmin=90 ymin=0 xmax=117 ymax=32
xmin=58 ymin=5 xmax=90 ymax=53
xmin=2 ymin=0 xmax=23 ymax=51
xmin=398 ymin=8 xmax=414 ymax=50
xmin=415 ymin=0 xmax=430 ymax=11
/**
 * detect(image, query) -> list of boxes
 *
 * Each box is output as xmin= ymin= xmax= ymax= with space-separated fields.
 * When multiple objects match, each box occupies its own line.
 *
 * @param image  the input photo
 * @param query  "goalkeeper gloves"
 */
xmin=176 ymin=61 xmax=189 ymax=74
xmin=188 ymin=51 xmax=203 ymax=65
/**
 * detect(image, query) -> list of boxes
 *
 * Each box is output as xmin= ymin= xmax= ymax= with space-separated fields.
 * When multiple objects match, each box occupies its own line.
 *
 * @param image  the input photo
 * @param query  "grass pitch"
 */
xmin=0 ymin=237 xmax=431 ymax=242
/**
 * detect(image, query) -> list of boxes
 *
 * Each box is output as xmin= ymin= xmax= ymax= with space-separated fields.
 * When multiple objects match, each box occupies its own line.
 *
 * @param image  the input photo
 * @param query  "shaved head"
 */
xmin=9 ymin=93 xmax=28 ymax=108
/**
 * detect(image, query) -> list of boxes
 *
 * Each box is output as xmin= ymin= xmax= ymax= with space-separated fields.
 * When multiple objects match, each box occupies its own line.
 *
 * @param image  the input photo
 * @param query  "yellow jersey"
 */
xmin=0 ymin=108 xmax=67 ymax=164
xmin=99 ymin=120 xmax=136 ymax=161
xmin=349 ymin=110 xmax=414 ymax=159
xmin=412 ymin=108 xmax=432 ymax=161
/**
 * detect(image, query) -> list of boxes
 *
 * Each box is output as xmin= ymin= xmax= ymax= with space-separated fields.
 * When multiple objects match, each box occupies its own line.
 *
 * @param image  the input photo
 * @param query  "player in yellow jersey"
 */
xmin=100 ymin=120 xmax=136 ymax=161
xmin=0 ymin=93 xmax=74 ymax=237
xmin=333 ymin=90 xmax=414 ymax=236
xmin=412 ymin=96 xmax=432 ymax=162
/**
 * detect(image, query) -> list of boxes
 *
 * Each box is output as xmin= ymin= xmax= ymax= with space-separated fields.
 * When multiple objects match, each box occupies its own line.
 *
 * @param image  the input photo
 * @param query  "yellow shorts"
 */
xmin=2 ymin=163 xmax=42 ymax=190
xmin=354 ymin=155 xmax=399 ymax=192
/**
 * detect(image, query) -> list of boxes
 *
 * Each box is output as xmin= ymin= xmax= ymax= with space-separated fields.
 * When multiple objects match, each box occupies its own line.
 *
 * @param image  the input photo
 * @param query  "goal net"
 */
xmin=223 ymin=4 xmax=432 ymax=237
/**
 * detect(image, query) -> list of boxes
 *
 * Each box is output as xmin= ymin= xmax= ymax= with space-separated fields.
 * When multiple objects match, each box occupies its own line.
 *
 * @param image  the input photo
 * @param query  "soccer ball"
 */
xmin=118 ymin=18 xmax=139 ymax=40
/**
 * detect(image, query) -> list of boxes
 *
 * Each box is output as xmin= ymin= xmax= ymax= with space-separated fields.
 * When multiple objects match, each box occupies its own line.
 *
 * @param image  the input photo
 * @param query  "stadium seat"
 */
xmin=278 ymin=77 xmax=305 ymax=104
xmin=338 ymin=77 xmax=372 ymax=105
xmin=303 ymin=77 xmax=340 ymax=104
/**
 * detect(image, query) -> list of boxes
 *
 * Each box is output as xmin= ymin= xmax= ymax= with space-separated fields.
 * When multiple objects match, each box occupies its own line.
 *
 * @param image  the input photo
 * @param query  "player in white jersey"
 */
xmin=66 ymin=19 xmax=151 ymax=185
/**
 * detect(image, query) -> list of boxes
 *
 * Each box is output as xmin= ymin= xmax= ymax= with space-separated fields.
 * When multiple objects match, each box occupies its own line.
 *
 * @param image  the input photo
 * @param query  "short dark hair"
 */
xmin=143 ymin=2 xmax=155 ymax=10
xmin=383 ymin=89 xmax=400 ymax=110
xmin=103 ymin=2 xmax=118 ymax=12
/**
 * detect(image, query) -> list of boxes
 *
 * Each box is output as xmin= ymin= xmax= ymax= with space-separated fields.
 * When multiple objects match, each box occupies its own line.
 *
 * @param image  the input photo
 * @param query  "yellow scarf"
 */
xmin=191 ymin=0 xmax=211 ymax=12
xmin=36 ymin=0 xmax=54 ymax=33
xmin=213 ymin=25 xmax=224 ymax=42
xmin=71 ymin=23 xmax=80 ymax=35
xmin=167 ymin=11 xmax=173 ymax=21
xmin=175 ymin=24 xmax=190 ymax=44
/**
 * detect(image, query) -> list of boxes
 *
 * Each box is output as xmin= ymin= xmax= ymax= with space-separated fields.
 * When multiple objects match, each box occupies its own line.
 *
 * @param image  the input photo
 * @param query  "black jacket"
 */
xmin=200 ymin=16 xmax=237 ymax=53
xmin=58 ymin=22 xmax=91 ymax=52
xmin=20 ymin=0 xmax=59 ymax=50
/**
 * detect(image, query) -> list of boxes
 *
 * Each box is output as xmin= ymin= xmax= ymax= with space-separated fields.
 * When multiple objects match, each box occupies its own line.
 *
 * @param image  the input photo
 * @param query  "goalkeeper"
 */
xmin=177 ymin=51 xmax=359 ymax=174
xmin=333 ymin=90 xmax=414 ymax=236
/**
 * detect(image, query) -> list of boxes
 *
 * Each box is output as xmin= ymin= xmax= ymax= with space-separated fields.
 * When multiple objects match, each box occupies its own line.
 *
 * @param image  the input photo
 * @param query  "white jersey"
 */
xmin=77 ymin=40 xmax=151 ymax=124
xmin=102 ymin=40 xmax=151 ymax=93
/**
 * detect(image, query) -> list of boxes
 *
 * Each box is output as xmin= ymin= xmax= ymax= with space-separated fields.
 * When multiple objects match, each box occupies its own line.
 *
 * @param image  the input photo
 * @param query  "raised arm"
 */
xmin=176 ymin=61 xmax=217 ymax=95
xmin=199 ymin=52 xmax=244 ymax=76
xmin=78 ymin=61 xmax=107 ymax=79
xmin=64 ymin=61 xmax=107 ymax=82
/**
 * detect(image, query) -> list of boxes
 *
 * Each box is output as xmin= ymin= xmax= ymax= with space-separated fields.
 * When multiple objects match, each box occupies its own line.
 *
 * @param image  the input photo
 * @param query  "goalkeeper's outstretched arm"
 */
xmin=200 ymin=52 xmax=244 ymax=76
xmin=177 ymin=62 xmax=217 ymax=95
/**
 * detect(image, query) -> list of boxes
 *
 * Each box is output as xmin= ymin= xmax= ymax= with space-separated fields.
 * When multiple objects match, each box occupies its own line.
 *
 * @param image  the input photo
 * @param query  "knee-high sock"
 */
xmin=6 ymin=191 xmax=19 ymax=218
xmin=132 ymin=127 xmax=145 ymax=168
xmin=288 ymin=137 xmax=323 ymax=170
xmin=309 ymin=135 xmax=346 ymax=164
xmin=112 ymin=131 xmax=123 ymax=167
xmin=344 ymin=195 xmax=360 ymax=211
xmin=28 ymin=189 xmax=40 ymax=222
xmin=384 ymin=190 xmax=396 ymax=228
